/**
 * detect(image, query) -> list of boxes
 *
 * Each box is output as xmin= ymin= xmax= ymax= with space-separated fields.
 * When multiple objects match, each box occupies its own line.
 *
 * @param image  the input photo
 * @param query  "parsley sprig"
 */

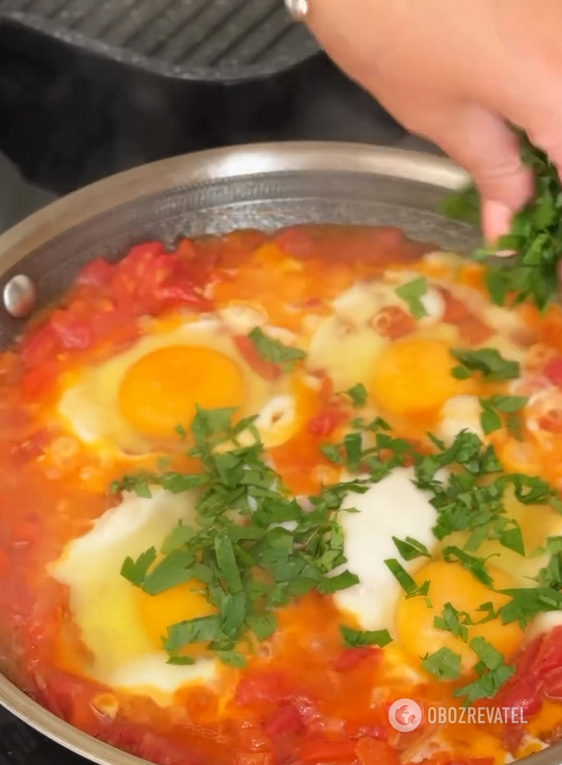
xmin=441 ymin=132 xmax=562 ymax=311
xmin=395 ymin=276 xmax=428 ymax=319
xmin=247 ymin=327 xmax=306 ymax=371
xmin=450 ymin=348 xmax=520 ymax=382
xmin=479 ymin=394 xmax=528 ymax=438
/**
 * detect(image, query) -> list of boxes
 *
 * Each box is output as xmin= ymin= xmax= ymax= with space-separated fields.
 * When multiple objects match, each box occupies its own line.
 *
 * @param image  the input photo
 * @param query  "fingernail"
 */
xmin=482 ymin=200 xmax=514 ymax=255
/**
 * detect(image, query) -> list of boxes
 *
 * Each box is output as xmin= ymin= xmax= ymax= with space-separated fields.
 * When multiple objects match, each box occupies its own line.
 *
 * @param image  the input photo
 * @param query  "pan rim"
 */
xmin=0 ymin=141 xmax=468 ymax=279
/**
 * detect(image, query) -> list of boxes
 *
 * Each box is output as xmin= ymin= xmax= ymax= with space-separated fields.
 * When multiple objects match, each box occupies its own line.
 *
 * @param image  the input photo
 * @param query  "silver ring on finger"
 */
xmin=285 ymin=0 xmax=310 ymax=23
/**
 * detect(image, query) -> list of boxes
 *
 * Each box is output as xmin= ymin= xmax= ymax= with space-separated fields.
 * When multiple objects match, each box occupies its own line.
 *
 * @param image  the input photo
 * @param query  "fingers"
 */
xmin=429 ymin=106 xmax=534 ymax=245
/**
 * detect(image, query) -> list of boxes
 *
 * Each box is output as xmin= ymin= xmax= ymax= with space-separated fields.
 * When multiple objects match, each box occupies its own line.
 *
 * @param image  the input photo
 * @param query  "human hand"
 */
xmin=306 ymin=0 xmax=562 ymax=245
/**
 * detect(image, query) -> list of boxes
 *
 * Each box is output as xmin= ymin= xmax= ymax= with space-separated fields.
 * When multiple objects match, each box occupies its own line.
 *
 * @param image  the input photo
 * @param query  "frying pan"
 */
xmin=0 ymin=142 xmax=557 ymax=765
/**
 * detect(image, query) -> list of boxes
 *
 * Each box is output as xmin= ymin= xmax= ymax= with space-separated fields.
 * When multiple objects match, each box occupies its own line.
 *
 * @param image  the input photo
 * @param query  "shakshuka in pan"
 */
xmin=1 ymin=225 xmax=562 ymax=765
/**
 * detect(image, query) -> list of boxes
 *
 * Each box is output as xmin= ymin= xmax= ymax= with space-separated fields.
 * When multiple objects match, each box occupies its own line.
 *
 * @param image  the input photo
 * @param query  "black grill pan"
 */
xmin=0 ymin=0 xmax=318 ymax=82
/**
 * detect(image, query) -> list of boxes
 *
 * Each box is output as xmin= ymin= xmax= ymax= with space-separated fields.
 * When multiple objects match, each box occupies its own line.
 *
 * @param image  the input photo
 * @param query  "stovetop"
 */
xmin=0 ymin=706 xmax=88 ymax=765
xmin=0 ymin=23 xmax=439 ymax=765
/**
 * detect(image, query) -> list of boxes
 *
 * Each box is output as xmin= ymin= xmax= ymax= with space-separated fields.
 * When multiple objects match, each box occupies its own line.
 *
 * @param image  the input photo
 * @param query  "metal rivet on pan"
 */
xmin=285 ymin=0 xmax=310 ymax=22
xmin=3 ymin=275 xmax=37 ymax=319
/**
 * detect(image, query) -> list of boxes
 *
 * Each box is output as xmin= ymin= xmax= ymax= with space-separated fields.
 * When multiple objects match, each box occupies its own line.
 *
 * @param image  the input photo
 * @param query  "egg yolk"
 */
xmin=371 ymin=338 xmax=470 ymax=415
xmin=395 ymin=560 xmax=523 ymax=676
xmin=135 ymin=578 xmax=217 ymax=658
xmin=119 ymin=346 xmax=244 ymax=438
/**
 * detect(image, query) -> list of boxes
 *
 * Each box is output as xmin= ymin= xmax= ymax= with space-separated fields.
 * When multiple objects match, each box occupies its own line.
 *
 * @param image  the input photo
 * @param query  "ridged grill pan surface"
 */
xmin=0 ymin=0 xmax=318 ymax=81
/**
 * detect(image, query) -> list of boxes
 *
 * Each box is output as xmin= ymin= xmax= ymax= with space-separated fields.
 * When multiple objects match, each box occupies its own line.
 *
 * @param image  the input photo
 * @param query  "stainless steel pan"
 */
xmin=0 ymin=142 xmax=556 ymax=765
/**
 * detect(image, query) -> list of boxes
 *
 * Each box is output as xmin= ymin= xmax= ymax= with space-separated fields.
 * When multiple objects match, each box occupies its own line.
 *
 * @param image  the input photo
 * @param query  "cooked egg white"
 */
xmin=306 ymin=281 xmax=390 ymax=390
xmin=437 ymin=394 xmax=483 ymax=446
xmin=218 ymin=303 xmax=268 ymax=334
xmin=331 ymin=467 xmax=438 ymax=632
xmin=50 ymin=487 xmax=219 ymax=703
xmin=307 ymin=314 xmax=388 ymax=391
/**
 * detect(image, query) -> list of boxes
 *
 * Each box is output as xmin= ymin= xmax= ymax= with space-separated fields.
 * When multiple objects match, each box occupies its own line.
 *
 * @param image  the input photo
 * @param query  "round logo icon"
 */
xmin=388 ymin=698 xmax=423 ymax=732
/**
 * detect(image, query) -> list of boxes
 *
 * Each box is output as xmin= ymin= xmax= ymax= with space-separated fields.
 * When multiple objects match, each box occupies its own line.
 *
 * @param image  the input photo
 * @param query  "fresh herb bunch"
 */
xmin=441 ymin=132 xmax=562 ymax=311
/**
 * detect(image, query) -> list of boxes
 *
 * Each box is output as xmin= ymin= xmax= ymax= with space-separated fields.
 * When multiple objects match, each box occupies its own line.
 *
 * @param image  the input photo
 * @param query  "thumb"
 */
xmin=431 ymin=106 xmax=533 ymax=245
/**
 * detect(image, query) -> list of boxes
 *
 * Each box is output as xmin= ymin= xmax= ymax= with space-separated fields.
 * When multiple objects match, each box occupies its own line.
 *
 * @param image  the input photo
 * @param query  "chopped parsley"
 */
xmin=421 ymin=647 xmax=461 ymax=680
xmin=111 ymin=389 xmax=562 ymax=702
xmin=454 ymin=638 xmax=515 ymax=704
xmin=385 ymin=558 xmax=430 ymax=598
xmin=479 ymin=395 xmax=528 ymax=438
xmin=392 ymin=536 xmax=431 ymax=562
xmin=340 ymin=625 xmax=393 ymax=649
xmin=450 ymin=348 xmax=520 ymax=382
xmin=434 ymin=603 xmax=471 ymax=642
xmin=247 ymin=327 xmax=306 ymax=370
xmin=345 ymin=383 xmax=368 ymax=408
xmin=395 ymin=276 xmax=428 ymax=319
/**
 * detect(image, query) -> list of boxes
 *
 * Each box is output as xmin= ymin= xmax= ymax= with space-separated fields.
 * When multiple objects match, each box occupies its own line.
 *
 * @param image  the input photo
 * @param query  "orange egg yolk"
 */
xmin=119 ymin=346 xmax=244 ymax=438
xmin=135 ymin=578 xmax=217 ymax=658
xmin=395 ymin=560 xmax=523 ymax=676
xmin=371 ymin=338 xmax=471 ymax=415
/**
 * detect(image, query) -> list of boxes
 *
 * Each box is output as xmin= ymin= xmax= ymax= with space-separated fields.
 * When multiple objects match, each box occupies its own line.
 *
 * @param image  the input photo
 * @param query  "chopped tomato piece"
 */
xmin=538 ymin=410 xmax=562 ymax=434
xmin=533 ymin=627 xmax=562 ymax=676
xmin=544 ymin=357 xmax=562 ymax=387
xmin=514 ymin=632 xmax=545 ymax=675
xmin=334 ymin=647 xmax=378 ymax=672
xmin=308 ymin=407 xmax=345 ymax=437
xmin=355 ymin=737 xmax=399 ymax=765
xmin=371 ymin=305 xmax=416 ymax=340
xmin=172 ymin=237 xmax=199 ymax=261
xmin=500 ymin=675 xmax=543 ymax=718
xmin=50 ymin=309 xmax=94 ymax=350
xmin=274 ymin=227 xmax=316 ymax=259
xmin=233 ymin=336 xmax=281 ymax=381
xmin=542 ymin=667 xmax=562 ymax=700
xmin=20 ymin=323 xmax=60 ymax=369
xmin=441 ymin=289 xmax=492 ymax=344
xmin=76 ymin=257 xmax=113 ymax=287
xmin=263 ymin=703 xmax=302 ymax=736
xmin=156 ymin=283 xmax=210 ymax=311
xmin=107 ymin=240 xmax=209 ymax=315
xmin=298 ymin=738 xmax=358 ymax=764
xmin=235 ymin=671 xmax=293 ymax=706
